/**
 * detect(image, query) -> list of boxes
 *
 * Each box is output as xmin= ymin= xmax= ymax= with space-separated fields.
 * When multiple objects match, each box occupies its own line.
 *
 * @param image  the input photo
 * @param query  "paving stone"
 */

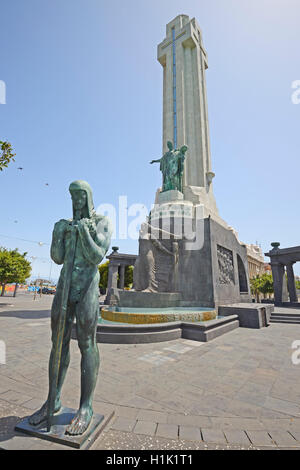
xmin=136 ymin=409 xmax=168 ymax=424
xmin=246 ymin=430 xmax=275 ymax=446
xmin=110 ymin=417 xmax=137 ymax=433
xmin=156 ymin=423 xmax=178 ymax=440
xmin=49 ymin=442 xmax=76 ymax=450
xmin=163 ymin=345 xmax=193 ymax=354
xmin=21 ymin=397 xmax=44 ymax=410
xmin=122 ymin=396 xmax=158 ymax=410
xmin=179 ymin=426 xmax=201 ymax=441
xmin=138 ymin=353 xmax=176 ymax=365
xmin=133 ymin=420 xmax=157 ymax=436
xmin=289 ymin=430 xmax=300 ymax=442
xmin=264 ymin=397 xmax=300 ymax=417
xmin=167 ymin=414 xmax=212 ymax=428
xmin=268 ymin=430 xmax=298 ymax=447
xmin=260 ymin=418 xmax=294 ymax=431
xmin=162 ymin=351 xmax=182 ymax=360
xmin=224 ymin=429 xmax=252 ymax=445
xmin=2 ymin=295 xmax=300 ymax=450
xmin=290 ymin=418 xmax=300 ymax=431
xmin=92 ymin=401 xmax=115 ymax=416
xmin=115 ymin=406 xmax=140 ymax=419
xmin=235 ymin=391 xmax=267 ymax=407
xmin=240 ymin=381 xmax=272 ymax=395
xmin=27 ymin=440 xmax=57 ymax=450
xmin=0 ymin=435 xmax=40 ymax=450
xmin=0 ymin=390 xmax=32 ymax=406
xmin=210 ymin=417 xmax=263 ymax=430
xmin=258 ymin=407 xmax=293 ymax=420
xmin=216 ymin=346 xmax=234 ymax=352
xmin=181 ymin=340 xmax=204 ymax=347
xmin=201 ymin=428 xmax=227 ymax=444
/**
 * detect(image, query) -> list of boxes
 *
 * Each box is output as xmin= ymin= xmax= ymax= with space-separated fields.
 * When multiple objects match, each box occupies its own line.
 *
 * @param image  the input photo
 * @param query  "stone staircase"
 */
xmin=270 ymin=312 xmax=300 ymax=325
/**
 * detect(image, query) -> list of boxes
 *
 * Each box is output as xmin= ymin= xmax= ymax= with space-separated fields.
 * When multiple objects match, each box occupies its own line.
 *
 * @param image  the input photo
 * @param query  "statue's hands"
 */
xmin=54 ymin=219 xmax=71 ymax=234
xmin=180 ymin=145 xmax=188 ymax=154
xmin=77 ymin=218 xmax=91 ymax=232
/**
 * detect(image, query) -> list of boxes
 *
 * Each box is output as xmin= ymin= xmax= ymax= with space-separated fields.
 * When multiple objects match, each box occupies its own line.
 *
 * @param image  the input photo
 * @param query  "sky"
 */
xmin=0 ymin=0 xmax=299 ymax=281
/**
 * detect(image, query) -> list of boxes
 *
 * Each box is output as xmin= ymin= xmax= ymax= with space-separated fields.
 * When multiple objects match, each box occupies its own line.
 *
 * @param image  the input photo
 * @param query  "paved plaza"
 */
xmin=1 ymin=293 xmax=300 ymax=450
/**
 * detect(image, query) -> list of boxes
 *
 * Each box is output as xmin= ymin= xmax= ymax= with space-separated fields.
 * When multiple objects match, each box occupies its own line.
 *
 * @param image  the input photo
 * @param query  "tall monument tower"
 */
xmin=157 ymin=15 xmax=219 ymax=219
xmin=106 ymin=14 xmax=251 ymax=309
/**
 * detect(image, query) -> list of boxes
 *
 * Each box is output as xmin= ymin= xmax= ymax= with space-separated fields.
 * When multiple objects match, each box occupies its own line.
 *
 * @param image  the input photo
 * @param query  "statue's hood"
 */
xmin=69 ymin=180 xmax=94 ymax=219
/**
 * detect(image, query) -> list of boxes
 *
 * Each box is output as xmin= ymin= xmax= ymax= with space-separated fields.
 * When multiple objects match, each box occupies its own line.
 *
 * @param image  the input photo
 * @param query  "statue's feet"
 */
xmin=65 ymin=406 xmax=93 ymax=436
xmin=28 ymin=399 xmax=61 ymax=426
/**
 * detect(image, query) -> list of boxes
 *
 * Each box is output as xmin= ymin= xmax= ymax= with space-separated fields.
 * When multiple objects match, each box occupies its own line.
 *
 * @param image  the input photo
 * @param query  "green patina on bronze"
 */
xmin=28 ymin=181 xmax=112 ymax=436
xmin=150 ymin=141 xmax=188 ymax=193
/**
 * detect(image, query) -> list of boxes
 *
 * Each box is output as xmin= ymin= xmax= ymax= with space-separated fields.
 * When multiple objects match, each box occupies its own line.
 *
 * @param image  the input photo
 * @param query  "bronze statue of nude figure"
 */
xmin=29 ymin=180 xmax=112 ymax=435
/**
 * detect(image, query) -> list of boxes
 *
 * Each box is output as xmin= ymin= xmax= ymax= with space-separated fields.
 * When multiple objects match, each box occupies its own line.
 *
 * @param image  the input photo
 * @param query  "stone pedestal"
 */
xmin=175 ymin=217 xmax=251 ymax=307
xmin=107 ymin=289 xmax=181 ymax=308
xmin=120 ymin=217 xmax=251 ymax=309
xmin=157 ymin=189 xmax=184 ymax=204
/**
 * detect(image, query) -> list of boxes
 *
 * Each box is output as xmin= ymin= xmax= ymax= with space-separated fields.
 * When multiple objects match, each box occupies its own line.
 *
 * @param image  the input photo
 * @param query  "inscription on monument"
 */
xmin=217 ymin=245 xmax=235 ymax=285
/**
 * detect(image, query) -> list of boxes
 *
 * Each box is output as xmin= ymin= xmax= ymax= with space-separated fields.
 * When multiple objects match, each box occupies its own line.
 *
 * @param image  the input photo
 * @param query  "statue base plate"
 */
xmin=157 ymin=189 xmax=184 ymax=204
xmin=15 ymin=406 xmax=114 ymax=449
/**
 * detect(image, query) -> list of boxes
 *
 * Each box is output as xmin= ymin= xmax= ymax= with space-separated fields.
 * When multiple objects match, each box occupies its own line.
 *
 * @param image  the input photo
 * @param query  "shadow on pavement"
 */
xmin=0 ymin=310 xmax=51 ymax=320
xmin=0 ymin=415 xmax=31 ymax=442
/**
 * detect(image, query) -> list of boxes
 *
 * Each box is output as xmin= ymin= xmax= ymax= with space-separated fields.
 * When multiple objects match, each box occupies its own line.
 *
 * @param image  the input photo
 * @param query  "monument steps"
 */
xmin=270 ymin=319 xmax=300 ymax=324
xmin=271 ymin=314 xmax=300 ymax=318
xmin=96 ymin=327 xmax=182 ymax=344
xmin=72 ymin=316 xmax=240 ymax=344
xmin=270 ymin=313 xmax=300 ymax=324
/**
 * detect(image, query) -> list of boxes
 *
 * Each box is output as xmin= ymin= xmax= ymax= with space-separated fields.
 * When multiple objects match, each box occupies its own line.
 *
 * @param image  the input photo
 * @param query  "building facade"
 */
xmin=246 ymin=244 xmax=265 ymax=279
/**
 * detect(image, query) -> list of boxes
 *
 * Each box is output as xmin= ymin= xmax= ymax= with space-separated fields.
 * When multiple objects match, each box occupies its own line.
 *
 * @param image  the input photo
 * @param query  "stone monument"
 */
xmin=157 ymin=15 xmax=220 ymax=218
xmin=106 ymin=15 xmax=251 ymax=309
xmin=16 ymin=181 xmax=113 ymax=447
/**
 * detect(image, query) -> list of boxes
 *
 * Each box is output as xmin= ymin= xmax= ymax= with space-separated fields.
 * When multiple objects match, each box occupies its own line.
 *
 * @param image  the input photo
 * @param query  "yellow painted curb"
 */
xmin=101 ymin=309 xmax=217 ymax=325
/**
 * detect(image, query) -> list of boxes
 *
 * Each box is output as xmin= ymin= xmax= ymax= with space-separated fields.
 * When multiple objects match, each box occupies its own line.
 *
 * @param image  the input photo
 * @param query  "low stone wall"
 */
xmin=218 ymin=303 xmax=274 ymax=329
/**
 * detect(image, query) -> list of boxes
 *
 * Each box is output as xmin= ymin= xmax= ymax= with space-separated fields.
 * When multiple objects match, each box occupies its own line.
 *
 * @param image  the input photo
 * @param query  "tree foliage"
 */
xmin=250 ymin=273 xmax=274 ymax=299
xmin=0 ymin=247 xmax=32 ymax=286
xmin=0 ymin=141 xmax=16 ymax=171
xmin=98 ymin=261 xmax=109 ymax=291
xmin=250 ymin=276 xmax=261 ymax=298
xmin=124 ymin=265 xmax=133 ymax=288
xmin=258 ymin=273 xmax=274 ymax=296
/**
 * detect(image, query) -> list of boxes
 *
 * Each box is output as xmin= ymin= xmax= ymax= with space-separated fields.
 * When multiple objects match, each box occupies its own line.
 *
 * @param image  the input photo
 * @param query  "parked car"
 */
xmin=42 ymin=287 xmax=56 ymax=295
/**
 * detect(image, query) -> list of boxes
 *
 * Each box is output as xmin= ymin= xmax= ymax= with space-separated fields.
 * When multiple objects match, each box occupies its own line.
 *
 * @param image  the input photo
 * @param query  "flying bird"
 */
xmin=17 ymin=167 xmax=23 ymax=170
